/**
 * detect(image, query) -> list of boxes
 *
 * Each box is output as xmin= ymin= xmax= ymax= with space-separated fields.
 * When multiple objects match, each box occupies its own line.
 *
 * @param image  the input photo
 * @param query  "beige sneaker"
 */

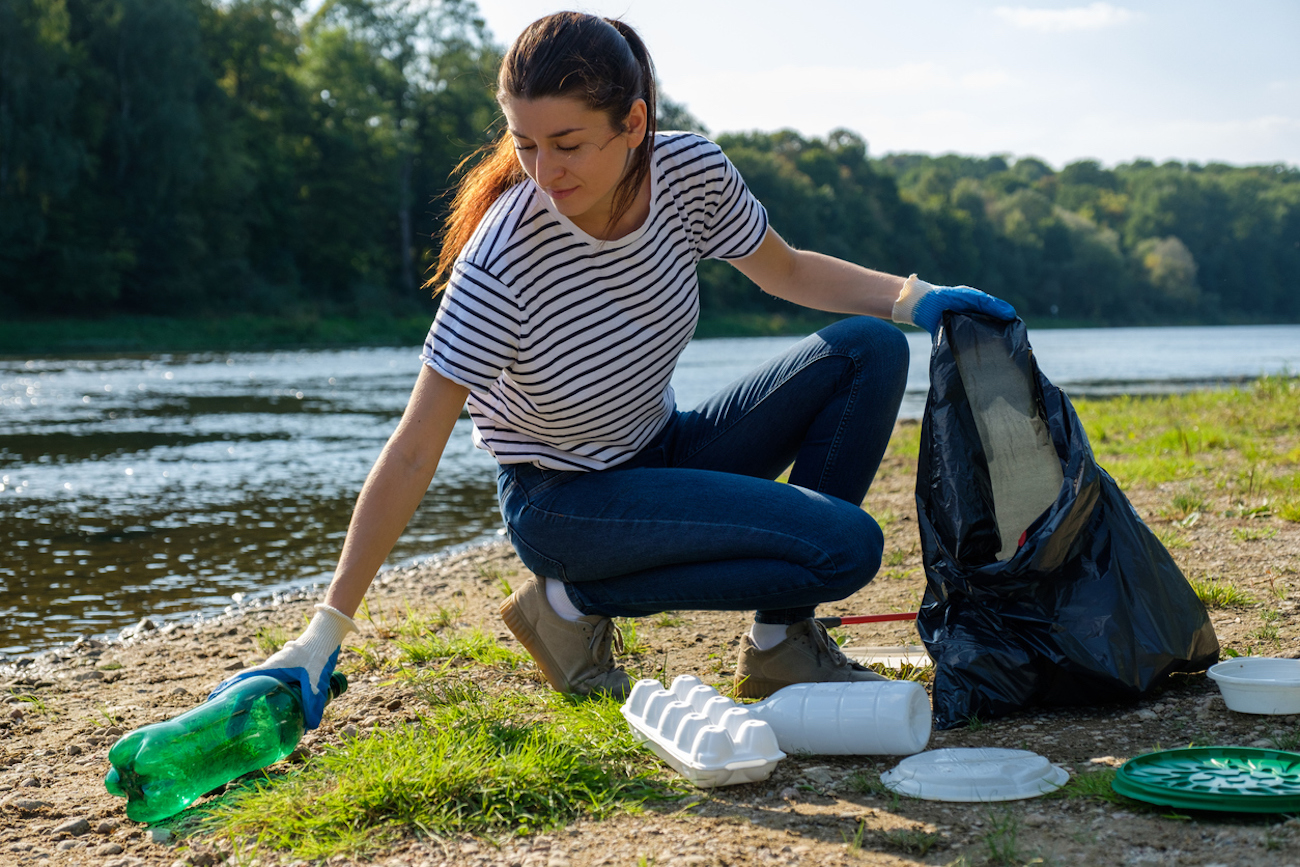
xmin=734 ymin=618 xmax=889 ymax=699
xmin=500 ymin=575 xmax=631 ymax=699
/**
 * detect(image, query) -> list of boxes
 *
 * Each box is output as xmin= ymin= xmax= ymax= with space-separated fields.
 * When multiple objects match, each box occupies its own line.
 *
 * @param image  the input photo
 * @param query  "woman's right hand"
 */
xmin=207 ymin=604 xmax=357 ymax=730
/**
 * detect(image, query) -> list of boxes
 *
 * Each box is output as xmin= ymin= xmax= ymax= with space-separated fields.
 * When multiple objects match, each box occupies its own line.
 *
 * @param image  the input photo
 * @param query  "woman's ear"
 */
xmin=622 ymin=98 xmax=648 ymax=148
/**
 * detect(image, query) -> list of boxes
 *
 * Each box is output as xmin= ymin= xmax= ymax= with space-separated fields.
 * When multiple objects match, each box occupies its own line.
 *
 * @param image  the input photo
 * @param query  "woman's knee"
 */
xmin=820 ymin=507 xmax=884 ymax=596
xmin=818 ymin=316 xmax=909 ymax=378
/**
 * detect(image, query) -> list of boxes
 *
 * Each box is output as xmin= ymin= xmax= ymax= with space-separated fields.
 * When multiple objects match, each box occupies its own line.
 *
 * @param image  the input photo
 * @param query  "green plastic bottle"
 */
xmin=104 ymin=672 xmax=347 ymax=822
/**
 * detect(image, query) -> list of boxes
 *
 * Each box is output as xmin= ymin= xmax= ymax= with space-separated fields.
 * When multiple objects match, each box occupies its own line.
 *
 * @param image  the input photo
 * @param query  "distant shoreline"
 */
xmin=2 ymin=311 xmax=1291 ymax=357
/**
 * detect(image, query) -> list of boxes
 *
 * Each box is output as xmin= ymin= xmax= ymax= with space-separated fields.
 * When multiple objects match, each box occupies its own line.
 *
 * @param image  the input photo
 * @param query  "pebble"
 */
xmin=779 ymin=786 xmax=799 ymax=800
xmin=53 ymin=817 xmax=91 ymax=836
xmin=1136 ymin=709 xmax=1157 ymax=721
xmin=150 ymin=828 xmax=174 ymax=844
xmin=8 ymin=708 xmax=25 ymax=721
xmin=9 ymin=798 xmax=51 ymax=810
xmin=21 ymin=776 xmax=41 ymax=787
xmin=96 ymin=820 xmax=120 ymax=835
xmin=95 ymin=842 xmax=125 ymax=856
xmin=803 ymin=766 xmax=834 ymax=786
xmin=66 ymin=743 xmax=83 ymax=756
xmin=57 ymin=839 xmax=80 ymax=850
xmin=340 ymin=724 xmax=359 ymax=739
xmin=171 ymin=687 xmax=190 ymax=696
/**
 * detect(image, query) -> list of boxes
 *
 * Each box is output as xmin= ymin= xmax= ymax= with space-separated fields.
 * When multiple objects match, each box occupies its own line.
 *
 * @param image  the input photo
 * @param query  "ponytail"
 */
xmin=425 ymin=134 xmax=523 ymax=293
xmin=426 ymin=12 xmax=659 ymax=295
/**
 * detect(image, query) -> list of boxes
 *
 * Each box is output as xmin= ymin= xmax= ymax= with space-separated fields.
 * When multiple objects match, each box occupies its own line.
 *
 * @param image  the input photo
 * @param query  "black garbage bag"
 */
xmin=915 ymin=313 xmax=1219 ymax=730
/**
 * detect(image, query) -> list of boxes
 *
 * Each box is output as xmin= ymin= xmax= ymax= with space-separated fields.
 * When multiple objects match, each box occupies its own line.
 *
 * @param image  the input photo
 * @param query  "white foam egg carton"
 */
xmin=620 ymin=675 xmax=785 ymax=788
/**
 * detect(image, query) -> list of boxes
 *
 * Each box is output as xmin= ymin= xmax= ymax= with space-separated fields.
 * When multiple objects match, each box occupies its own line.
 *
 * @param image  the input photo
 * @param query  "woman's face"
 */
xmin=500 ymin=95 xmax=647 ymax=237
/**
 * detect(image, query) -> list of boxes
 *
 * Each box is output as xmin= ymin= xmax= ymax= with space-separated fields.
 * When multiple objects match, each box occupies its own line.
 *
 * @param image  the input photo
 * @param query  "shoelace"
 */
xmin=589 ymin=618 xmax=625 ymax=663
xmin=809 ymin=620 xmax=866 ymax=671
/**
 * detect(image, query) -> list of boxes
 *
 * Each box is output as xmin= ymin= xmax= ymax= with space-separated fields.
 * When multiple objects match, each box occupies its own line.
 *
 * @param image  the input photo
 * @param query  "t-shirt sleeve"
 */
xmin=421 ymin=262 xmax=520 ymax=393
xmin=697 ymin=145 xmax=769 ymax=261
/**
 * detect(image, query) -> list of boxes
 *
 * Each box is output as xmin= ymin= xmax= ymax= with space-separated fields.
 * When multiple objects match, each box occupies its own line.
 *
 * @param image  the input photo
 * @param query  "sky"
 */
xmin=468 ymin=0 xmax=1300 ymax=169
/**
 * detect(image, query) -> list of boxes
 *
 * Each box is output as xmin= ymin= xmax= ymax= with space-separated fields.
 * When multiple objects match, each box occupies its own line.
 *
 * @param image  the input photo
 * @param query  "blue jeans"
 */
xmin=496 ymin=316 xmax=909 ymax=625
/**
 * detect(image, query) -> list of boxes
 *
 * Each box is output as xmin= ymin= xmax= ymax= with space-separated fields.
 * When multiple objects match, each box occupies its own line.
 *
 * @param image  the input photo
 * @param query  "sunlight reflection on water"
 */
xmin=3 ymin=324 xmax=1298 ymax=655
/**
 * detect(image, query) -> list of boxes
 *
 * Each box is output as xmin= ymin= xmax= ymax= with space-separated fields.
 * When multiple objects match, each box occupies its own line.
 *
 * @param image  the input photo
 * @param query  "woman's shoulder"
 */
xmin=458 ymin=181 xmax=548 ymax=272
xmin=653 ymin=130 xmax=724 ymax=166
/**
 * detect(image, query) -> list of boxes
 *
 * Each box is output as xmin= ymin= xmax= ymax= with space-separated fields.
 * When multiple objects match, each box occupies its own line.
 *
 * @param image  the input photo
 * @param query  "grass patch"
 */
xmin=1073 ymin=376 xmax=1299 ymax=502
xmin=1233 ymin=526 xmax=1279 ymax=542
xmin=980 ymin=808 xmax=1026 ymax=866
xmin=394 ymin=628 xmax=529 ymax=669
xmin=254 ymin=626 xmax=291 ymax=657
xmin=883 ymin=827 xmax=942 ymax=855
xmin=206 ymin=688 xmax=678 ymax=860
xmin=1044 ymin=767 xmax=1129 ymax=805
xmin=1191 ymin=578 xmax=1255 ymax=609
xmin=617 ymin=619 xmax=651 ymax=656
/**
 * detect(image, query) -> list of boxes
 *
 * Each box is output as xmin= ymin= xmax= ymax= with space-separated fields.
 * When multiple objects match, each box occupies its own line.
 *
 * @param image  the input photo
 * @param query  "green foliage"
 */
xmin=3 ymin=1 xmax=1298 ymax=334
xmin=207 ymin=688 xmax=675 ymax=859
xmin=2 ymin=0 xmax=499 ymax=322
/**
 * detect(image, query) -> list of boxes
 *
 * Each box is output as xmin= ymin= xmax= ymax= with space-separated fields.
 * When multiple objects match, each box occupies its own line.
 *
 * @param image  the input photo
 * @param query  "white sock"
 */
xmin=748 ymin=622 xmax=789 ymax=651
xmin=545 ymin=578 xmax=585 ymax=622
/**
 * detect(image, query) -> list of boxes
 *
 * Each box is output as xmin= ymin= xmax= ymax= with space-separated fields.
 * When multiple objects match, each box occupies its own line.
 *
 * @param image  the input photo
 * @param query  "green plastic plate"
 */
xmin=1113 ymin=747 xmax=1300 ymax=813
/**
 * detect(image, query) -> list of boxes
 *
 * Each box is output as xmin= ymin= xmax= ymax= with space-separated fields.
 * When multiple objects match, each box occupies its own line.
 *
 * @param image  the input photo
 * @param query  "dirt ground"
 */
xmin=3 ymin=421 xmax=1299 ymax=867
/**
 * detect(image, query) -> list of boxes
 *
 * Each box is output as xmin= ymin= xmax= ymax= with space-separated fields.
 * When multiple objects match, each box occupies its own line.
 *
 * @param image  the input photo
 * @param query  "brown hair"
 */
xmin=426 ymin=12 xmax=657 ymax=293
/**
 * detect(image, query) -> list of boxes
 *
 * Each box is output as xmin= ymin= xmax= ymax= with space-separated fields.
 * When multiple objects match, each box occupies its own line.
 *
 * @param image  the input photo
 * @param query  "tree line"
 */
xmin=3 ymin=0 xmax=1297 ymax=329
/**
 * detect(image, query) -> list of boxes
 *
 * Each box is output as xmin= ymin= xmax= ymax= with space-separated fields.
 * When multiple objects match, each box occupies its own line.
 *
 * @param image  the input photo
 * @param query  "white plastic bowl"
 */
xmin=1207 ymin=657 xmax=1300 ymax=714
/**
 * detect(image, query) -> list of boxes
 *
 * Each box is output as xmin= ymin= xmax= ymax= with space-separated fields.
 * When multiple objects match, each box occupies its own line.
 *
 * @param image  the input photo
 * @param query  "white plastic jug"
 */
xmin=746 ymin=680 xmax=931 ymax=756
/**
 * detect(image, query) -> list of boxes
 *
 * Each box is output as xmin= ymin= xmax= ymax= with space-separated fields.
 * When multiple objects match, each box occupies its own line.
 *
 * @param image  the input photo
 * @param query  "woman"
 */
xmin=213 ymin=12 xmax=1014 ymax=728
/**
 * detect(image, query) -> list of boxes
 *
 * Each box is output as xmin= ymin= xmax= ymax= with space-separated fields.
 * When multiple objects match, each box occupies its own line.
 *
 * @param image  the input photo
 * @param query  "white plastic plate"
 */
xmin=620 ymin=675 xmax=785 ymax=788
xmin=881 ymin=748 xmax=1069 ymax=802
xmin=1208 ymin=657 xmax=1300 ymax=714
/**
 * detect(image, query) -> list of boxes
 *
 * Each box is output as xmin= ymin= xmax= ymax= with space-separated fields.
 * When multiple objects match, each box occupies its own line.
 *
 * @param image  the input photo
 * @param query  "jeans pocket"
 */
xmin=505 ymin=523 xmax=567 ymax=582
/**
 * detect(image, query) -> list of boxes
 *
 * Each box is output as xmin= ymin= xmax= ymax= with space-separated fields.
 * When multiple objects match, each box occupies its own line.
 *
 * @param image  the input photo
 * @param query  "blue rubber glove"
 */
xmin=892 ymin=274 xmax=1017 ymax=336
xmin=208 ymin=604 xmax=357 ymax=730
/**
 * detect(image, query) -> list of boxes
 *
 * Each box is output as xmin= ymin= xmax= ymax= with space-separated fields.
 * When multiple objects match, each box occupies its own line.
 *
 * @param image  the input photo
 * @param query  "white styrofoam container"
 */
xmin=1208 ymin=657 xmax=1300 ymax=714
xmin=620 ymin=676 xmax=785 ymax=788
xmin=881 ymin=748 xmax=1069 ymax=802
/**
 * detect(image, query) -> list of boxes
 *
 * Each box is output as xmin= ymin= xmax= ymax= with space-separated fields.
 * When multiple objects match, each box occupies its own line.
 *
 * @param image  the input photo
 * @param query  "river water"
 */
xmin=3 ymin=324 xmax=1298 ymax=657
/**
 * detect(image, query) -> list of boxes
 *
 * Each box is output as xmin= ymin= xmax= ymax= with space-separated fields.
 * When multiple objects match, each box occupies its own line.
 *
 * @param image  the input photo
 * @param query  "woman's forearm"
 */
xmin=323 ymin=367 xmax=470 ymax=617
xmin=730 ymin=228 xmax=907 ymax=319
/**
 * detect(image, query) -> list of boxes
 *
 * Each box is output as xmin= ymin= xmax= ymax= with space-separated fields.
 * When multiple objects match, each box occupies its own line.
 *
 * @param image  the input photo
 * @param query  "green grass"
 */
xmin=1190 ymin=578 xmax=1255 ymax=609
xmin=394 ymin=627 xmax=529 ymax=669
xmin=206 ymin=689 xmax=678 ymax=860
xmin=617 ymin=619 xmax=651 ymax=656
xmin=254 ymin=626 xmax=291 ymax=657
xmin=1044 ymin=767 xmax=1129 ymax=805
xmin=1072 ymin=376 xmax=1299 ymax=504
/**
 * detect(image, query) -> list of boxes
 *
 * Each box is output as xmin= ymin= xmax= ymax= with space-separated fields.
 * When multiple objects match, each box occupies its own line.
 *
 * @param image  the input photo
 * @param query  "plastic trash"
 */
xmin=105 ymin=673 xmax=347 ymax=822
xmin=881 ymin=748 xmax=1068 ymax=802
xmin=621 ymin=675 xmax=931 ymax=786
xmin=1207 ymin=658 xmax=1300 ymax=714
xmin=744 ymin=680 xmax=931 ymax=756
xmin=1113 ymin=747 xmax=1300 ymax=812
xmin=915 ymin=313 xmax=1219 ymax=729
xmin=620 ymin=676 xmax=784 ymax=788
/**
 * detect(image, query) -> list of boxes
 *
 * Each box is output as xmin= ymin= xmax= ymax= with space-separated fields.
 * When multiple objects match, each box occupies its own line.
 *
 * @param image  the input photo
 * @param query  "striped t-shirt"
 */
xmin=422 ymin=132 xmax=769 ymax=471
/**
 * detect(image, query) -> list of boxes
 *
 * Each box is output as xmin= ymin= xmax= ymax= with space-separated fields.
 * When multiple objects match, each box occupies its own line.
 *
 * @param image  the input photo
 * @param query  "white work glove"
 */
xmin=892 ymin=274 xmax=1017 ymax=336
xmin=208 ymin=604 xmax=358 ymax=729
